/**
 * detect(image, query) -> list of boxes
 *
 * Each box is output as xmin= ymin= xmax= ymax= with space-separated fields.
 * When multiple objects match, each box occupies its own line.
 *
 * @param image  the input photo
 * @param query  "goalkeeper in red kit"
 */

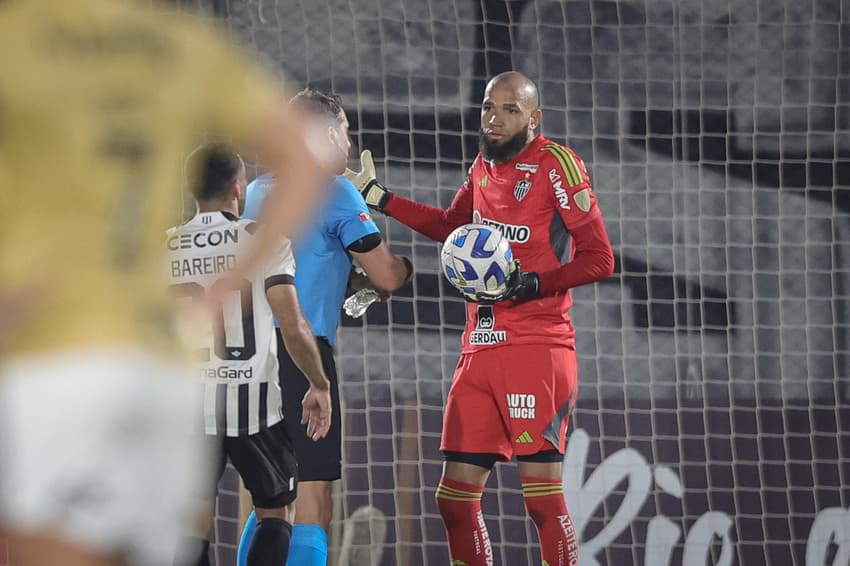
xmin=345 ymin=71 xmax=615 ymax=565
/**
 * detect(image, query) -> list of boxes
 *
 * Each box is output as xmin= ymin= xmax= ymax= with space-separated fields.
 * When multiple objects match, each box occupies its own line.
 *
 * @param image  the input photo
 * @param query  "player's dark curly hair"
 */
xmin=185 ymin=141 xmax=243 ymax=201
xmin=290 ymin=86 xmax=345 ymax=124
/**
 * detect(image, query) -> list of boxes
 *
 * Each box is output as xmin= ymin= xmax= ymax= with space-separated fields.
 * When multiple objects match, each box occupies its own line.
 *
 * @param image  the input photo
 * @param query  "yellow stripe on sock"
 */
xmin=522 ymin=485 xmax=564 ymax=491
xmin=435 ymin=488 xmax=482 ymax=502
xmin=436 ymin=484 xmax=483 ymax=498
xmin=522 ymin=487 xmax=564 ymax=497
xmin=436 ymin=485 xmax=483 ymax=502
xmin=436 ymin=487 xmax=481 ymax=499
xmin=521 ymin=480 xmax=564 ymax=497
xmin=521 ymin=484 xmax=563 ymax=491
xmin=436 ymin=493 xmax=482 ymax=502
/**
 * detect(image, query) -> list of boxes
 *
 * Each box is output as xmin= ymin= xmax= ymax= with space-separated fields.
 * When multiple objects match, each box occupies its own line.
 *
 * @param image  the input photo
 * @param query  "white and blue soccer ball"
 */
xmin=440 ymin=223 xmax=513 ymax=300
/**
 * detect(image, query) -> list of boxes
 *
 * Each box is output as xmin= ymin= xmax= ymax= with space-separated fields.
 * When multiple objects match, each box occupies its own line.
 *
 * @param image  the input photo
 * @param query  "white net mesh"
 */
xmin=177 ymin=0 xmax=849 ymax=564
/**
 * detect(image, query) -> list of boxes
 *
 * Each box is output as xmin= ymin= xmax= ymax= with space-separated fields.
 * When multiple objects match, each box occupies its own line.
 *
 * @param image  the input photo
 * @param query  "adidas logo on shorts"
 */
xmin=515 ymin=431 xmax=534 ymax=444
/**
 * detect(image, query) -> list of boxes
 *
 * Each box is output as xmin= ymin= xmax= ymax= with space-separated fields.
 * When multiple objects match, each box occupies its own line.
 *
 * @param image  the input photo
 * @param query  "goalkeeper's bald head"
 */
xmin=486 ymin=71 xmax=540 ymax=111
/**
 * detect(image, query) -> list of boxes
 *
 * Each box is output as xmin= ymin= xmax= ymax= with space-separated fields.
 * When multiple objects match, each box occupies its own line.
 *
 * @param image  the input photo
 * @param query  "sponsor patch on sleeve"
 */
xmin=574 ymin=188 xmax=592 ymax=212
xmin=358 ymin=211 xmax=372 ymax=222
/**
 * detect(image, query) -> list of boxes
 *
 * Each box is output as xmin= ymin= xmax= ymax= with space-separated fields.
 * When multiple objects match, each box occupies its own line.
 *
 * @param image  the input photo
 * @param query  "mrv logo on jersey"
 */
xmin=200 ymin=366 xmax=253 ymax=379
xmin=548 ymin=168 xmax=570 ymax=210
xmin=472 ymin=210 xmax=531 ymax=243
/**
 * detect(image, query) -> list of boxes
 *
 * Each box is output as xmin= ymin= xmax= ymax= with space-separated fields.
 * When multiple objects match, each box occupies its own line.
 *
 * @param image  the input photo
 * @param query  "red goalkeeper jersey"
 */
xmin=385 ymin=134 xmax=613 ymax=353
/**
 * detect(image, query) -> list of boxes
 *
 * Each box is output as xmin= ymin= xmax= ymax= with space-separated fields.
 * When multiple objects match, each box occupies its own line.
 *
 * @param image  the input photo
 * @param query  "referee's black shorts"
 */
xmin=276 ymin=330 xmax=342 ymax=482
xmin=203 ymin=420 xmax=299 ymax=509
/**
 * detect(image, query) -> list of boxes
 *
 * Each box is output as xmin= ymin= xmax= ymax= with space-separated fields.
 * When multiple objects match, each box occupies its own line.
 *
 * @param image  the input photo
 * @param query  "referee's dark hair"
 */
xmin=185 ymin=141 xmax=244 ymax=202
xmin=289 ymin=87 xmax=345 ymax=125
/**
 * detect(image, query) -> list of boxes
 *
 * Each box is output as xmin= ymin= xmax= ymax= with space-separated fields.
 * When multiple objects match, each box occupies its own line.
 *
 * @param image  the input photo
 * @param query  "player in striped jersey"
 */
xmin=0 ymin=3 xmax=332 ymax=566
xmin=168 ymin=143 xmax=332 ymax=566
xmin=346 ymin=71 xmax=615 ymax=566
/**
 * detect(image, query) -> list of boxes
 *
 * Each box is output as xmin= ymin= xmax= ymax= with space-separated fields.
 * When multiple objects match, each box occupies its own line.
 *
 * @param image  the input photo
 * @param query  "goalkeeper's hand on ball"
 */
xmin=344 ymin=149 xmax=392 ymax=212
xmin=475 ymin=260 xmax=540 ymax=303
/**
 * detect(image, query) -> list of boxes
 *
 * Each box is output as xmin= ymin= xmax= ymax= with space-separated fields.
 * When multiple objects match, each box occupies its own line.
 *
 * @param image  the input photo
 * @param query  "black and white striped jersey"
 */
xmin=166 ymin=211 xmax=295 ymax=436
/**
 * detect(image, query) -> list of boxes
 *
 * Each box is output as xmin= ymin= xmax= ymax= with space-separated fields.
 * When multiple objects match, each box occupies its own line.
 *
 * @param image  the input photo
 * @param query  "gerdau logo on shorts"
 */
xmin=468 ymin=305 xmax=506 ymax=345
xmin=507 ymin=393 xmax=536 ymax=419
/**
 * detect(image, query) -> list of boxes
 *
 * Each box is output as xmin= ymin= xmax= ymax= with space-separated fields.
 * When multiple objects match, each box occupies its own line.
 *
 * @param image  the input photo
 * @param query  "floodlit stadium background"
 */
xmin=163 ymin=1 xmax=850 ymax=565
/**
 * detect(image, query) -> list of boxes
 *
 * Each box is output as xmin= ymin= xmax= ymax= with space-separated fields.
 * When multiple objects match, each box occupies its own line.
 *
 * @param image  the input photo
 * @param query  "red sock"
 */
xmin=522 ymin=476 xmax=578 ymax=566
xmin=435 ymin=477 xmax=493 ymax=566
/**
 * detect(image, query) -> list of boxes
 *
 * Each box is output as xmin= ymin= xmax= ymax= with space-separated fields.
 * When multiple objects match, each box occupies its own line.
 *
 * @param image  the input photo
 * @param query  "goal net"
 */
xmin=182 ymin=1 xmax=848 ymax=564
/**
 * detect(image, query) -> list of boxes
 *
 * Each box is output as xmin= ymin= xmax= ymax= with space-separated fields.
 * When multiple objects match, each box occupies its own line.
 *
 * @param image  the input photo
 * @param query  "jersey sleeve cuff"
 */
xmin=265 ymin=274 xmax=295 ymax=290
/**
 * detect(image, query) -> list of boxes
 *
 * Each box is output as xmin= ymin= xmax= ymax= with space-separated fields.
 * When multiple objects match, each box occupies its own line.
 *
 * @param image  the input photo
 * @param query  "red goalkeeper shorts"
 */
xmin=440 ymin=344 xmax=578 ymax=460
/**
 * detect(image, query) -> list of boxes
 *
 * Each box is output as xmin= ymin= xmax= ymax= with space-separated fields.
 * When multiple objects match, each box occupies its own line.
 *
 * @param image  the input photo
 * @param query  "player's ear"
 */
xmin=530 ymin=108 xmax=542 ymax=131
xmin=231 ymin=178 xmax=243 ymax=202
xmin=327 ymin=125 xmax=339 ymax=146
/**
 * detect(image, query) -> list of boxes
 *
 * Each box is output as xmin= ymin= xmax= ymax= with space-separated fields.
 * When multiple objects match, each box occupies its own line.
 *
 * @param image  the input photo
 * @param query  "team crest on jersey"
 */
xmin=515 ymin=163 xmax=539 ymax=173
xmin=479 ymin=176 xmax=489 ymax=188
xmin=513 ymin=179 xmax=532 ymax=202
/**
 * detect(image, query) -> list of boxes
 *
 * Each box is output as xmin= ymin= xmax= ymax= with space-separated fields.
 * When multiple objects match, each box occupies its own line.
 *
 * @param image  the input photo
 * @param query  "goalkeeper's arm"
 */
xmin=345 ymin=150 xmax=473 ymax=242
xmin=535 ymin=215 xmax=615 ymax=295
xmin=479 ymin=216 xmax=615 ymax=303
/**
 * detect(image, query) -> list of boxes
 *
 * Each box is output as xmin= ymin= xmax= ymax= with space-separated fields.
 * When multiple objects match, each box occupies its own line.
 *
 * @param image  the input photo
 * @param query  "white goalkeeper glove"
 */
xmin=344 ymin=150 xmax=392 ymax=211
xmin=343 ymin=264 xmax=388 ymax=318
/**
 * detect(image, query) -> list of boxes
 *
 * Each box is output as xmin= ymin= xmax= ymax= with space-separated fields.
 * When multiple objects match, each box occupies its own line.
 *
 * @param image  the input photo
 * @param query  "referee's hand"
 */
xmin=302 ymin=386 xmax=332 ymax=441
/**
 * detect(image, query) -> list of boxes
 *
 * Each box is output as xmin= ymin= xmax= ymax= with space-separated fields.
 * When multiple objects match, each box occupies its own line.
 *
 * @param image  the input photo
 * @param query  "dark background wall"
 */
xmin=187 ymin=1 xmax=850 ymax=564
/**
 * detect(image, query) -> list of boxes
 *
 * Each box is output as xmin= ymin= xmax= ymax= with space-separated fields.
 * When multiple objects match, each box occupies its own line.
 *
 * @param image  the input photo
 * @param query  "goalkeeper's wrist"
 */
xmin=518 ymin=272 xmax=540 ymax=299
xmin=363 ymin=180 xmax=392 ymax=211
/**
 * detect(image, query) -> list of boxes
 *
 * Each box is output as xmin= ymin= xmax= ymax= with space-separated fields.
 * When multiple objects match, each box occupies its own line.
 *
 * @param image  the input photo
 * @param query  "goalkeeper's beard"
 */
xmin=479 ymin=127 xmax=530 ymax=164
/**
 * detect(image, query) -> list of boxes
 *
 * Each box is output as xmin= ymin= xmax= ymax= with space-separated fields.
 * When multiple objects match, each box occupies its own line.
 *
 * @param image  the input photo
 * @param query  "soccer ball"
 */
xmin=440 ymin=223 xmax=513 ymax=300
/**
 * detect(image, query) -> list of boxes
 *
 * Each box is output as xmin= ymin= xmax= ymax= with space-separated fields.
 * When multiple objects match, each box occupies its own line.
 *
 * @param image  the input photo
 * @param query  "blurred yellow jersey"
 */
xmin=0 ymin=0 xmax=283 ymax=355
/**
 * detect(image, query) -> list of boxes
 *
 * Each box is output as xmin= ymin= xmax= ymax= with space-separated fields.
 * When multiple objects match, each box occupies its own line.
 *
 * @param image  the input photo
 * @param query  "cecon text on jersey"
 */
xmin=167 ymin=228 xmax=239 ymax=250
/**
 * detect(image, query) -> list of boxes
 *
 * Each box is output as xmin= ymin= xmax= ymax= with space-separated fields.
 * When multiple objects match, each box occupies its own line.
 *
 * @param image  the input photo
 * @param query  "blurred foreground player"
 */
xmin=169 ymin=143 xmax=332 ymax=566
xmin=345 ymin=71 xmax=615 ymax=565
xmin=0 ymin=2 xmax=332 ymax=566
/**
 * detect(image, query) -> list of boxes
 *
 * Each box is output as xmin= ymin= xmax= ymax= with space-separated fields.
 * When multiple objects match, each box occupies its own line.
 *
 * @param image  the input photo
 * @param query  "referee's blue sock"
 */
xmin=285 ymin=524 xmax=328 ymax=566
xmin=236 ymin=510 xmax=257 ymax=566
